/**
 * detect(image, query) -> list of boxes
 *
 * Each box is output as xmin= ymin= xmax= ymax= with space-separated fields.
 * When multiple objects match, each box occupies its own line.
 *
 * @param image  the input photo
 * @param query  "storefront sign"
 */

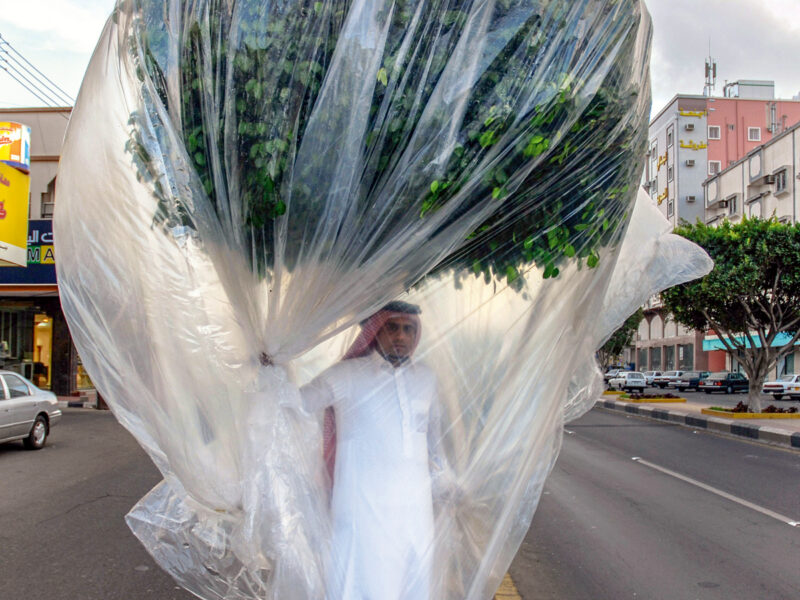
xmin=0 ymin=220 xmax=56 ymax=283
xmin=0 ymin=162 xmax=30 ymax=267
xmin=0 ymin=122 xmax=32 ymax=173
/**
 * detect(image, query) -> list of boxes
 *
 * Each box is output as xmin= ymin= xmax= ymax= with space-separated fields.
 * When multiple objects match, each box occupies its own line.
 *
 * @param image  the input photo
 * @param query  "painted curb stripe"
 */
xmin=495 ymin=573 xmax=522 ymax=599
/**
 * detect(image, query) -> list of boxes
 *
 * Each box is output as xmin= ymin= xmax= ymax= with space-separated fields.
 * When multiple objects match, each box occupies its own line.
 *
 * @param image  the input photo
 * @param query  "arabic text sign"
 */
xmin=0 ymin=122 xmax=32 ymax=173
xmin=0 ymin=162 xmax=30 ymax=267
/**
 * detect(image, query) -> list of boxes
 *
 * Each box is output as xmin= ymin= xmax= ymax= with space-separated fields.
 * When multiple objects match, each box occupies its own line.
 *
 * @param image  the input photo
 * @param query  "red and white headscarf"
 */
xmin=324 ymin=302 xmax=422 ymax=482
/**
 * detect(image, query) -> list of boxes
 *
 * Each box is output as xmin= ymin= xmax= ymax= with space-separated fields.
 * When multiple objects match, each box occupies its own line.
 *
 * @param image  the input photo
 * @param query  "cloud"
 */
xmin=644 ymin=0 xmax=800 ymax=114
xmin=1 ymin=0 xmax=112 ymax=54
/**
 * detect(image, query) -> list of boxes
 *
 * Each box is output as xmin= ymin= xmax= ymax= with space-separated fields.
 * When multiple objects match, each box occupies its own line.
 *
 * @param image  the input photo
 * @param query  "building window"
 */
xmin=637 ymin=348 xmax=648 ymax=370
xmin=775 ymin=169 xmax=788 ymax=193
xmin=728 ymin=195 xmax=737 ymax=215
xmin=667 ymin=199 xmax=674 ymax=217
xmin=650 ymin=346 xmax=662 ymax=369
xmin=667 ymin=125 xmax=674 ymax=147
xmin=749 ymin=201 xmax=762 ymax=218
xmin=708 ymin=125 xmax=721 ymax=139
xmin=665 ymin=345 xmax=676 ymax=370
xmin=708 ymin=160 xmax=721 ymax=175
xmin=748 ymin=127 xmax=761 ymax=142
xmin=678 ymin=344 xmax=693 ymax=370
xmin=728 ymin=124 xmax=735 ymax=131
xmin=667 ymin=166 xmax=674 ymax=182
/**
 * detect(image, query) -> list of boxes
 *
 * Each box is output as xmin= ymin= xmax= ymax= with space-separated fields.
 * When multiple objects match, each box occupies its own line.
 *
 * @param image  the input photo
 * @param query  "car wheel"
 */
xmin=773 ymin=394 xmax=783 ymax=401
xmin=23 ymin=415 xmax=48 ymax=450
xmin=704 ymin=390 xmax=711 ymax=394
xmin=725 ymin=385 xmax=733 ymax=394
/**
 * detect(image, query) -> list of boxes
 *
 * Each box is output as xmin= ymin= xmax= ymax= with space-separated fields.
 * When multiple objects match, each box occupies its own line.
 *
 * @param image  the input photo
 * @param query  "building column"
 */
xmin=50 ymin=303 xmax=75 ymax=396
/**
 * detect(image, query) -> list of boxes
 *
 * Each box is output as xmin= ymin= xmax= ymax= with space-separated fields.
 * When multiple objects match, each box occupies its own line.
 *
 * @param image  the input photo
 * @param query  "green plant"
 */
xmin=125 ymin=0 xmax=649 ymax=287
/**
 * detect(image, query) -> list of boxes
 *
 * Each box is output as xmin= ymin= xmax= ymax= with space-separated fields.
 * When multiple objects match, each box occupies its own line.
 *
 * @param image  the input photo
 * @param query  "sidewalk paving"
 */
xmin=596 ymin=393 xmax=800 ymax=450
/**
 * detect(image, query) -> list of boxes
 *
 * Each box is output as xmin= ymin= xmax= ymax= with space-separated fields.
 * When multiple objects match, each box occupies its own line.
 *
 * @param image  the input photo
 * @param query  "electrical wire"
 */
xmin=0 ymin=34 xmax=75 ymax=107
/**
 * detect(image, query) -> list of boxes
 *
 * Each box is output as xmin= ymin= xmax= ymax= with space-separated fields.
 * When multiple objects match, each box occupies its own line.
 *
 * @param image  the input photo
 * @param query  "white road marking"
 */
xmin=631 ymin=457 xmax=799 ymax=527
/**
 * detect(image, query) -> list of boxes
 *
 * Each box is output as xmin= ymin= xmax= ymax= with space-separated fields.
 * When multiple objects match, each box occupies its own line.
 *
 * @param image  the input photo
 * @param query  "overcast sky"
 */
xmin=1 ymin=0 xmax=799 ymax=116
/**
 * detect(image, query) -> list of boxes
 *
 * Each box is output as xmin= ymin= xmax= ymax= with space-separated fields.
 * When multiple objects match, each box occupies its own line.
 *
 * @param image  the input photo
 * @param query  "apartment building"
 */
xmin=636 ymin=81 xmax=800 ymax=373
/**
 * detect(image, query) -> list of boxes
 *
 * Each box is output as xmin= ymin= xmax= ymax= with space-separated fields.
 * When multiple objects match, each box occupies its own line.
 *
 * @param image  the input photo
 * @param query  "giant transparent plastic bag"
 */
xmin=55 ymin=1 xmax=711 ymax=598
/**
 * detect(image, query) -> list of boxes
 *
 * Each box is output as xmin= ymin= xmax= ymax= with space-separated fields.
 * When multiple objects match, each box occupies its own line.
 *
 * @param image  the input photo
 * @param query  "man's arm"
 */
xmin=299 ymin=372 xmax=336 ymax=413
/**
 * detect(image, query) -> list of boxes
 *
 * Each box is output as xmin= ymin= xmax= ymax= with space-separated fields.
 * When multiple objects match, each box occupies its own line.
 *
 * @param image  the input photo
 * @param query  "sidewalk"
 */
xmin=596 ymin=393 xmax=800 ymax=450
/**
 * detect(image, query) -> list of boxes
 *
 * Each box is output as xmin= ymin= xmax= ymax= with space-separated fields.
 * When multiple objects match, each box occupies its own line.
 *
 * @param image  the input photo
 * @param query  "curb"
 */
xmin=596 ymin=399 xmax=800 ymax=450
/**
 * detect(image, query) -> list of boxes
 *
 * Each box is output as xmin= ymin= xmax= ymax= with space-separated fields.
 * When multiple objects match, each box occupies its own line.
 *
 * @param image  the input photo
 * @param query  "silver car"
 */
xmin=0 ymin=370 xmax=61 ymax=449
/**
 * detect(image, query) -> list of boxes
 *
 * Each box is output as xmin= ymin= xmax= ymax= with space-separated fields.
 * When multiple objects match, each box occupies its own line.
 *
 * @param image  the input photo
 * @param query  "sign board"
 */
xmin=0 ymin=220 xmax=56 ymax=283
xmin=0 ymin=162 xmax=30 ymax=267
xmin=0 ymin=122 xmax=32 ymax=173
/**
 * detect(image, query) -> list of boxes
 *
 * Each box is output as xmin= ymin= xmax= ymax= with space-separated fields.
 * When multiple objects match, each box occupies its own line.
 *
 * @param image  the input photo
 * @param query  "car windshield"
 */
xmin=779 ymin=375 xmax=795 ymax=382
xmin=683 ymin=372 xmax=698 ymax=378
xmin=707 ymin=373 xmax=726 ymax=379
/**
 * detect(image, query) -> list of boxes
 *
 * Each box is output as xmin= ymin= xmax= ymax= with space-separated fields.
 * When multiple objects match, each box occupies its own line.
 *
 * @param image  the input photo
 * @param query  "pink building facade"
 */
xmin=706 ymin=97 xmax=800 ymax=176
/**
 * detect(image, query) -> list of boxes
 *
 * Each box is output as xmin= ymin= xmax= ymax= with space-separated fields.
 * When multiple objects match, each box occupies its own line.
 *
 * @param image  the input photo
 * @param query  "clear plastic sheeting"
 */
xmin=54 ymin=1 xmax=710 ymax=598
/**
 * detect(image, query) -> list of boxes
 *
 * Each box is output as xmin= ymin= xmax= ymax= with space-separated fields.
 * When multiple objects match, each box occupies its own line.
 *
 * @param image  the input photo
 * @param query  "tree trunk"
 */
xmin=747 ymin=371 xmax=766 ymax=413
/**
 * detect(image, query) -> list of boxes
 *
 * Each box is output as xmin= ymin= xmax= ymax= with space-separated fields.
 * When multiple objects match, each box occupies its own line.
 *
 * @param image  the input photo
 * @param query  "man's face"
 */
xmin=375 ymin=316 xmax=418 ymax=362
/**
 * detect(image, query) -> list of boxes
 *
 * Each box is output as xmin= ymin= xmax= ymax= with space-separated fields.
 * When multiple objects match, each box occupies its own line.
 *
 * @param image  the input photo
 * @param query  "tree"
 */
xmin=125 ymin=0 xmax=649 ymax=286
xmin=661 ymin=218 xmax=800 ymax=412
xmin=597 ymin=308 xmax=644 ymax=369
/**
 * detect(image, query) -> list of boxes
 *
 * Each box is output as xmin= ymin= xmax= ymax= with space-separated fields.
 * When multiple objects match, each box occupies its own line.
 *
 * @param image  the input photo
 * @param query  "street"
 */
xmin=1 ymin=406 xmax=798 ymax=599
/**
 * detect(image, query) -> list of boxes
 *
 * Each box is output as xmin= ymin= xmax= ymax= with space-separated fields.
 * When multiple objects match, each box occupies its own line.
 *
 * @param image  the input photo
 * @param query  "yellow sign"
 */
xmin=657 ymin=189 xmax=668 ymax=204
xmin=657 ymin=152 xmax=668 ymax=170
xmin=678 ymin=109 xmax=707 ymax=118
xmin=680 ymin=140 xmax=708 ymax=150
xmin=0 ymin=162 xmax=30 ymax=267
xmin=0 ymin=122 xmax=31 ymax=173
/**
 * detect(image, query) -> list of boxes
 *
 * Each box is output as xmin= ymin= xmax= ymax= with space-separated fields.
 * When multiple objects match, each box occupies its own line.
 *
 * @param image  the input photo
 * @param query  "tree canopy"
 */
xmin=597 ymin=307 xmax=643 ymax=369
xmin=660 ymin=217 xmax=800 ymax=412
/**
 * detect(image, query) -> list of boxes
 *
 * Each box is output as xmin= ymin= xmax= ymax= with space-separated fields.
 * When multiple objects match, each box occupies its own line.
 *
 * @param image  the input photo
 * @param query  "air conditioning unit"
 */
xmin=764 ymin=174 xmax=776 ymax=184
xmin=685 ymin=123 xmax=695 ymax=131
xmin=685 ymin=195 xmax=696 ymax=202
xmin=685 ymin=159 xmax=695 ymax=167
xmin=718 ymin=199 xmax=728 ymax=208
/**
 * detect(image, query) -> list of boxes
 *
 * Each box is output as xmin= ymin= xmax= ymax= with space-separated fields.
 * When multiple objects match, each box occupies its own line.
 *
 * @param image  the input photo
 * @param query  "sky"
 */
xmin=1 ymin=0 xmax=800 ymax=116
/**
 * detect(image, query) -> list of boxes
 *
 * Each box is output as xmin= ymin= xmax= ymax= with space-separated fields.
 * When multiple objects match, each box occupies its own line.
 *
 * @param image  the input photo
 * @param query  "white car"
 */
xmin=0 ymin=371 xmax=61 ymax=449
xmin=761 ymin=374 xmax=800 ymax=400
xmin=652 ymin=370 xmax=684 ymax=389
xmin=643 ymin=371 xmax=662 ymax=386
xmin=608 ymin=371 xmax=646 ymax=392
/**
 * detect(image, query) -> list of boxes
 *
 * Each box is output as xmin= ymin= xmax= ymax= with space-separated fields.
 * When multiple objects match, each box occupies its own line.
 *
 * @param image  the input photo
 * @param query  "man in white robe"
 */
xmin=301 ymin=301 xmax=449 ymax=600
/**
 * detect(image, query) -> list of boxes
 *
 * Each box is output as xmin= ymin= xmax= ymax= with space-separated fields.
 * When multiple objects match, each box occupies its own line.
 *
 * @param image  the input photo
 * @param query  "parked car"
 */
xmin=761 ymin=374 xmax=800 ymax=400
xmin=0 ymin=371 xmax=61 ymax=449
xmin=608 ymin=371 xmax=646 ymax=392
xmin=670 ymin=371 xmax=710 ymax=392
xmin=643 ymin=371 xmax=662 ymax=386
xmin=652 ymin=370 xmax=684 ymax=388
xmin=603 ymin=369 xmax=621 ymax=384
xmin=698 ymin=371 xmax=749 ymax=394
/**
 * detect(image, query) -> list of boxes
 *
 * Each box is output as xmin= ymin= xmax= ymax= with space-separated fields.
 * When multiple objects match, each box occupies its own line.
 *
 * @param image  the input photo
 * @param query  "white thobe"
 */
xmin=301 ymin=352 xmax=443 ymax=600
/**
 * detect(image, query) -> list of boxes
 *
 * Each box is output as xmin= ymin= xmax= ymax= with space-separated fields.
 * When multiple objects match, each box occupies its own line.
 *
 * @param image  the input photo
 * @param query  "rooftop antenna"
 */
xmin=704 ymin=40 xmax=717 ymax=97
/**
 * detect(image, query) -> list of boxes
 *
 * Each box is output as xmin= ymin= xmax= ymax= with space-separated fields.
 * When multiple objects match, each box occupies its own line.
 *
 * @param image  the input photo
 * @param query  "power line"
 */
xmin=0 ymin=54 xmax=64 ymax=106
xmin=0 ymin=33 xmax=75 ymax=107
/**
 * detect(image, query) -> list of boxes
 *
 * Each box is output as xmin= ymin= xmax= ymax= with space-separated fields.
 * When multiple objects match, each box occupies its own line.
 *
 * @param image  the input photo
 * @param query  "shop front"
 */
xmin=0 ymin=219 xmax=90 ymax=395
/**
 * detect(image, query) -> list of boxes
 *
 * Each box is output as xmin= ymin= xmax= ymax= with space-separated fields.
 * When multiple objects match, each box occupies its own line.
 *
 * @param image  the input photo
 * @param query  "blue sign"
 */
xmin=0 ymin=219 xmax=57 ymax=284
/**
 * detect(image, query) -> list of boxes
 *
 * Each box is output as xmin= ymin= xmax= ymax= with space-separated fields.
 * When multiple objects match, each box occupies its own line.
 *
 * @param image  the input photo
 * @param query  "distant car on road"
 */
xmin=0 ymin=371 xmax=61 ymax=449
xmin=698 ymin=372 xmax=749 ymax=394
xmin=652 ymin=371 xmax=684 ymax=389
xmin=608 ymin=371 xmax=646 ymax=392
xmin=643 ymin=371 xmax=662 ymax=386
xmin=603 ymin=369 xmax=621 ymax=384
xmin=761 ymin=374 xmax=800 ymax=400
xmin=670 ymin=371 xmax=710 ymax=392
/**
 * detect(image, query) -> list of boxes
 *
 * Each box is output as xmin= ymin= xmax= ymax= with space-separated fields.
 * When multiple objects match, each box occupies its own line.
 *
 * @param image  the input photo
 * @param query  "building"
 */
xmin=636 ymin=81 xmax=800 ymax=374
xmin=0 ymin=106 xmax=93 ymax=395
xmin=700 ymin=119 xmax=800 ymax=375
xmin=644 ymin=81 xmax=800 ymax=228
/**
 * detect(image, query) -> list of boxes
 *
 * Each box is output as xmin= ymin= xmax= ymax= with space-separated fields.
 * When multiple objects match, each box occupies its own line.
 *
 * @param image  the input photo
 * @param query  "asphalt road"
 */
xmin=510 ymin=408 xmax=800 ymax=600
xmin=2 ymin=407 xmax=799 ymax=599
xmin=0 ymin=409 xmax=192 ymax=600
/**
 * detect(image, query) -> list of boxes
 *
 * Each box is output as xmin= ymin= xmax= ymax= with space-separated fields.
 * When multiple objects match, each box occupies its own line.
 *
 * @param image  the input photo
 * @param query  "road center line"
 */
xmin=631 ymin=456 xmax=799 ymax=528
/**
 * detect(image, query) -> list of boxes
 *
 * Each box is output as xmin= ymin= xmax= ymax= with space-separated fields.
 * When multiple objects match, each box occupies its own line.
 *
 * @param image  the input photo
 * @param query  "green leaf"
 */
xmin=377 ymin=67 xmax=388 ymax=86
xmin=430 ymin=180 xmax=440 ymax=194
xmin=587 ymin=252 xmax=599 ymax=268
